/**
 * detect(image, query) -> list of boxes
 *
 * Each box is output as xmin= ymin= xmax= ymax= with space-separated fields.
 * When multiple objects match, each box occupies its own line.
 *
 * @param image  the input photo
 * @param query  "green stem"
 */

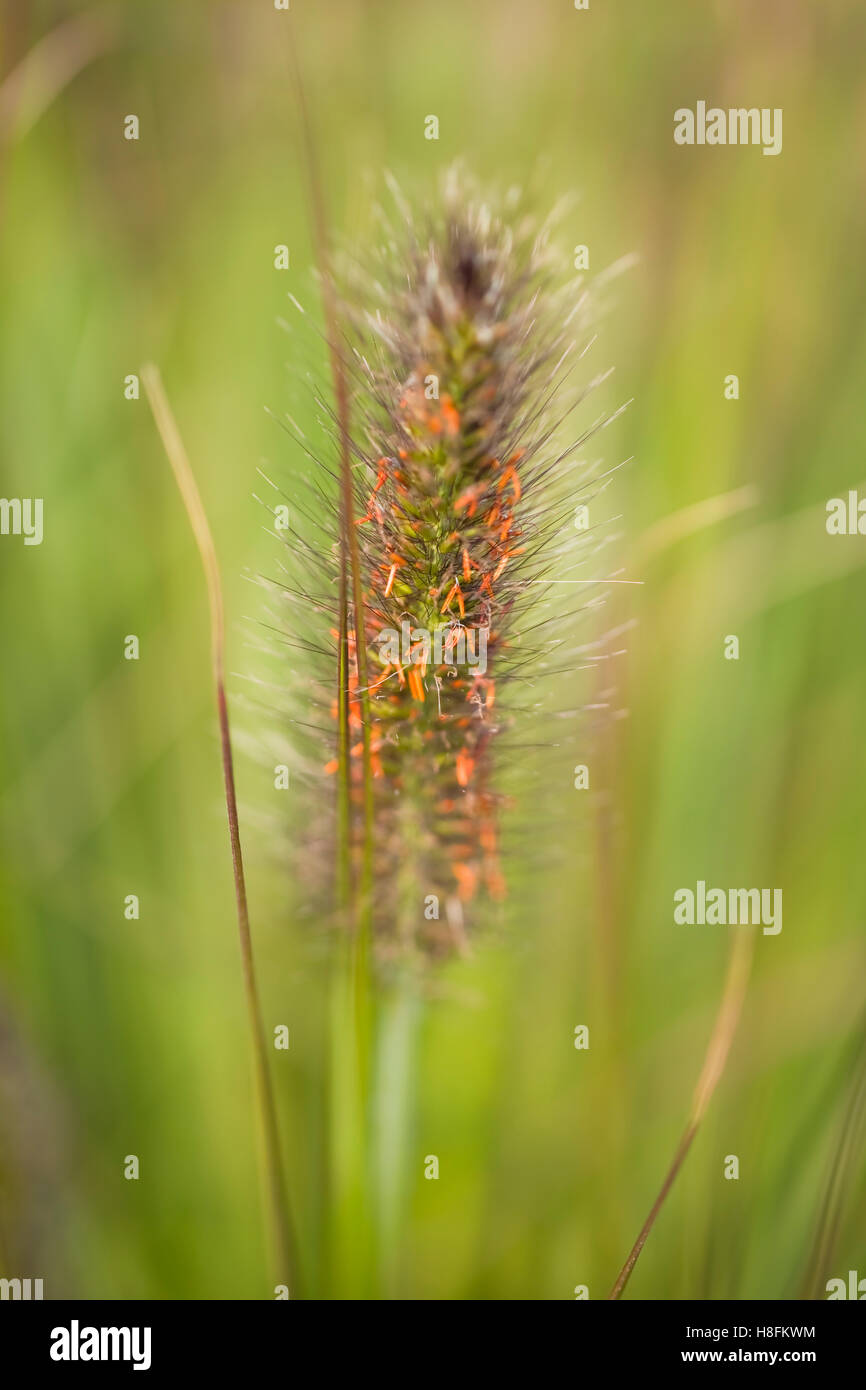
xmin=328 ymin=942 xmax=376 ymax=1297
xmin=373 ymin=979 xmax=421 ymax=1298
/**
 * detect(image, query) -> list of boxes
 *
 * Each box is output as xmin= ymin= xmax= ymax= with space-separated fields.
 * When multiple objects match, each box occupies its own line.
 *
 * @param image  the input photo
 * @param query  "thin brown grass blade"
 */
xmin=141 ymin=362 xmax=299 ymax=1295
xmin=608 ymin=930 xmax=754 ymax=1299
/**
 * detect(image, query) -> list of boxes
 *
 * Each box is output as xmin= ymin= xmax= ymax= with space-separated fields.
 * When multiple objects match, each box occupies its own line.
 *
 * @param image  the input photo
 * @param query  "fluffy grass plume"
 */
xmin=263 ymin=172 xmax=622 ymax=966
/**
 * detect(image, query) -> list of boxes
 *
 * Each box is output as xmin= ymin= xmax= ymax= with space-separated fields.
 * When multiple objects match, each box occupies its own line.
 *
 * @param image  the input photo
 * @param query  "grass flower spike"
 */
xmin=273 ymin=174 xmax=619 ymax=964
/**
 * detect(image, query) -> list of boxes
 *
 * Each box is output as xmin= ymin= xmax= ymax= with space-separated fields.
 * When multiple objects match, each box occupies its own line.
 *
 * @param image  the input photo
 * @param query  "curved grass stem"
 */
xmin=608 ymin=930 xmax=754 ymax=1299
xmin=142 ymin=363 xmax=300 ymax=1296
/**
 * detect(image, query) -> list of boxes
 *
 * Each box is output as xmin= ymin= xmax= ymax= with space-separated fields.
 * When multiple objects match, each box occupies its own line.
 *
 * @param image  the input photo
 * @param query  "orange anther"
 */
xmin=408 ymin=667 xmax=425 ymax=702
xmin=373 ymin=459 xmax=389 ymax=492
xmin=456 ymin=748 xmax=474 ymax=787
xmin=441 ymin=394 xmax=460 ymax=436
xmin=497 ymin=465 xmax=521 ymax=500
xmin=452 ymin=861 xmax=478 ymax=900
xmin=441 ymin=580 xmax=460 ymax=614
xmin=455 ymin=486 xmax=480 ymax=514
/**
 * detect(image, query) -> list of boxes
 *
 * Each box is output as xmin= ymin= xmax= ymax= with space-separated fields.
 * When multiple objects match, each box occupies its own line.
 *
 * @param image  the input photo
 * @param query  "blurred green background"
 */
xmin=1 ymin=0 xmax=865 ymax=1299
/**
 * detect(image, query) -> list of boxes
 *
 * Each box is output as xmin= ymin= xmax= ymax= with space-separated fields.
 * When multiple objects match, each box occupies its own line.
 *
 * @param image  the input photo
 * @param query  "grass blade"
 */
xmin=141 ymin=362 xmax=299 ymax=1295
xmin=608 ymin=931 xmax=754 ymax=1299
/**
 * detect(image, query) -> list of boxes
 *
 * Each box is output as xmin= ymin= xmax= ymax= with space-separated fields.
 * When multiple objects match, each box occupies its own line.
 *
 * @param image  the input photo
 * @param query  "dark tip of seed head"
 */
xmin=455 ymin=249 xmax=481 ymax=298
xmin=447 ymin=223 xmax=488 ymax=304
